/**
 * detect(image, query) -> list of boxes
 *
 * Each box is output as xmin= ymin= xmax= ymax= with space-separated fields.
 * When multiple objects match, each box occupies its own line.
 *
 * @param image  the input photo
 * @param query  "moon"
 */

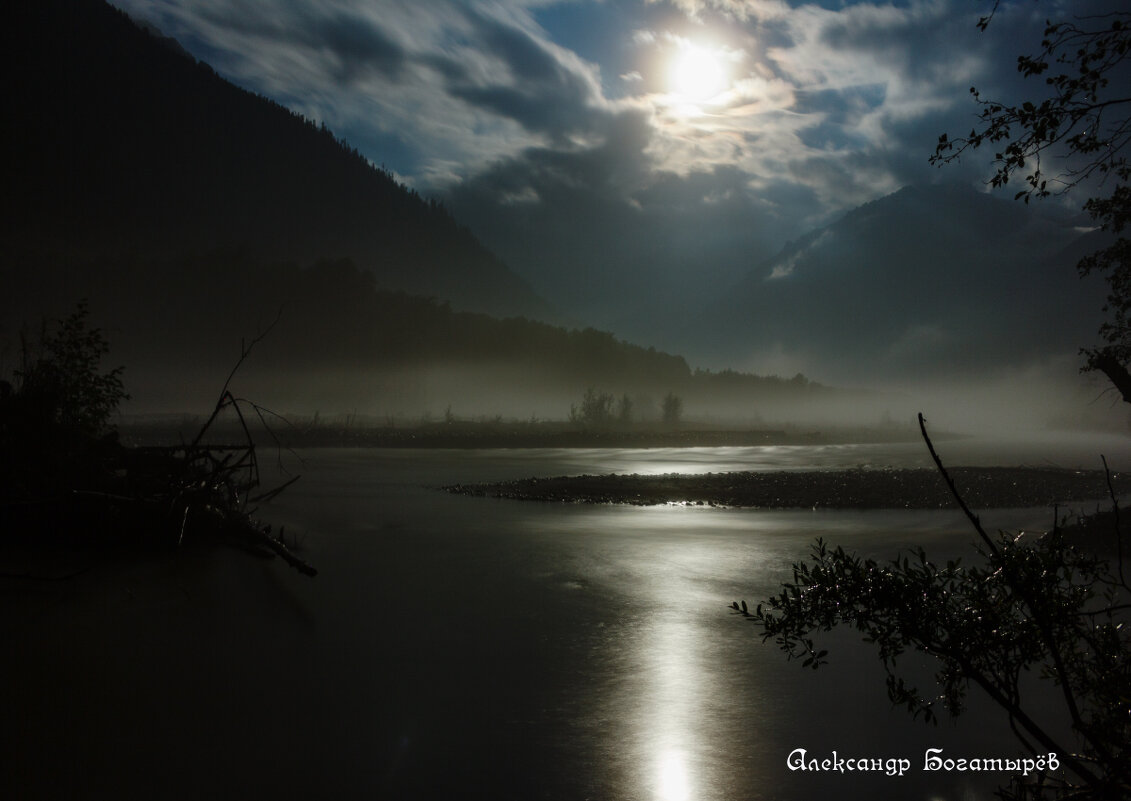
xmin=668 ymin=45 xmax=727 ymax=103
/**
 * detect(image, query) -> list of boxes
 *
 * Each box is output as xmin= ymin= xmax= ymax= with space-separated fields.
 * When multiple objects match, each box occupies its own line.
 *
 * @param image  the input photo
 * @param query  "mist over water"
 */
xmin=115 ymin=354 xmax=1129 ymax=442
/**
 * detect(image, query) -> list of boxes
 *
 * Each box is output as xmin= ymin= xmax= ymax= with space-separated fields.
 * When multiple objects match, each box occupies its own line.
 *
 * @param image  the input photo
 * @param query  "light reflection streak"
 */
xmin=657 ymin=748 xmax=691 ymax=801
xmin=488 ymin=439 xmax=1121 ymax=799
xmin=642 ymin=607 xmax=700 ymax=800
xmin=629 ymin=540 xmax=726 ymax=801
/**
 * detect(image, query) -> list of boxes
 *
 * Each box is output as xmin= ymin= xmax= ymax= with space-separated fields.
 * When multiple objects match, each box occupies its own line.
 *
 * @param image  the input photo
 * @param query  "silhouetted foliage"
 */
xmin=739 ymin=416 xmax=1131 ymax=799
xmin=9 ymin=301 xmax=128 ymax=440
xmin=617 ymin=393 xmax=633 ymax=425
xmin=932 ymin=8 xmax=1131 ymax=400
xmin=0 ymin=302 xmax=129 ymax=506
xmin=1 ymin=303 xmax=127 ymax=508
xmin=570 ymin=388 xmax=615 ymax=427
xmin=661 ymin=392 xmax=683 ymax=425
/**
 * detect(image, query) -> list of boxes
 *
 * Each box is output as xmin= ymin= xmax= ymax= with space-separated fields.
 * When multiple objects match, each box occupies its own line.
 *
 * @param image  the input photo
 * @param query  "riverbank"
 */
xmin=120 ymin=417 xmax=925 ymax=449
xmin=444 ymin=466 xmax=1131 ymax=510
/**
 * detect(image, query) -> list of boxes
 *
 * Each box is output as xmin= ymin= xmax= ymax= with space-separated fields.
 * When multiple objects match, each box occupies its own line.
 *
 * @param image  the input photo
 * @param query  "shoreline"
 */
xmin=119 ymin=420 xmax=930 ymax=450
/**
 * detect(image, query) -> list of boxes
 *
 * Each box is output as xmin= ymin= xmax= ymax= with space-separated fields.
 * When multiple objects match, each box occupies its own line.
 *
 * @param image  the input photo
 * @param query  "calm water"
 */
xmin=4 ymin=433 xmax=1127 ymax=800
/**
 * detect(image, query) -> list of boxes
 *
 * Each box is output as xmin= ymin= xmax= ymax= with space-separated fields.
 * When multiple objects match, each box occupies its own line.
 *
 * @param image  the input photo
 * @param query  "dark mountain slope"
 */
xmin=690 ymin=184 xmax=1108 ymax=381
xmin=2 ymin=0 xmax=549 ymax=320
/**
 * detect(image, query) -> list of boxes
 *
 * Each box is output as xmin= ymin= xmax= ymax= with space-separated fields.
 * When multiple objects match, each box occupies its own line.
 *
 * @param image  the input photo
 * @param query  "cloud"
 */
xmin=574 ymin=0 xmax=1022 ymax=225
xmin=433 ymin=9 xmax=610 ymax=143
xmin=113 ymin=0 xmax=610 ymax=182
xmin=113 ymin=0 xmax=1010 ymax=215
xmin=648 ymin=0 xmax=791 ymax=23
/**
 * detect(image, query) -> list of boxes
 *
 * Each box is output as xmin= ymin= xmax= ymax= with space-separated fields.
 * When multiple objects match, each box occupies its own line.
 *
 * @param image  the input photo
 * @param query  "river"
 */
xmin=3 ymin=432 xmax=1127 ymax=800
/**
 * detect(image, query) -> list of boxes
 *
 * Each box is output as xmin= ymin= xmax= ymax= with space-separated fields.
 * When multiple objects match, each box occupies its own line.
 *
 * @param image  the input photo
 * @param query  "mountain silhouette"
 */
xmin=2 ymin=0 xmax=550 ymax=321
xmin=689 ymin=184 xmax=1109 ymax=382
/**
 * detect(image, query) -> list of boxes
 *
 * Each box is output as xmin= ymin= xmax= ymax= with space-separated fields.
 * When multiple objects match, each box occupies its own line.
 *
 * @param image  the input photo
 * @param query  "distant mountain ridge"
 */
xmin=2 ymin=0 xmax=550 ymax=320
xmin=688 ymin=183 xmax=1109 ymax=382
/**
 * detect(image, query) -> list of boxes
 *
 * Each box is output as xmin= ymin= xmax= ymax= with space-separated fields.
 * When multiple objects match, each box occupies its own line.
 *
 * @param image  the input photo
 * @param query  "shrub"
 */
xmin=617 ymin=393 xmax=633 ymax=424
xmin=738 ymin=416 xmax=1130 ymax=799
xmin=661 ymin=392 xmax=682 ymax=425
xmin=569 ymin=387 xmax=615 ymax=427
xmin=8 ymin=301 xmax=128 ymax=439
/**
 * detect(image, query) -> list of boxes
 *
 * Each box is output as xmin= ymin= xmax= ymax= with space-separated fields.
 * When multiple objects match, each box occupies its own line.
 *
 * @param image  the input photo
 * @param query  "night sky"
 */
xmin=108 ymin=0 xmax=1055 ymax=219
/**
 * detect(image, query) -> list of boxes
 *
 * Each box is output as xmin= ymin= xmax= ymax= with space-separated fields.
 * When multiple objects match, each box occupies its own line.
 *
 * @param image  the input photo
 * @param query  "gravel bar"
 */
xmin=443 ymin=467 xmax=1131 ymax=509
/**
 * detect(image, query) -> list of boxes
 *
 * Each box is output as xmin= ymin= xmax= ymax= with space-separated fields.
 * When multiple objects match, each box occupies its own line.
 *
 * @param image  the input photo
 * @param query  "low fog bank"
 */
xmin=865 ymin=357 xmax=1128 ymax=437
xmin=113 ymin=353 xmax=1130 ymax=441
xmin=6 ymin=274 xmax=1124 ymax=440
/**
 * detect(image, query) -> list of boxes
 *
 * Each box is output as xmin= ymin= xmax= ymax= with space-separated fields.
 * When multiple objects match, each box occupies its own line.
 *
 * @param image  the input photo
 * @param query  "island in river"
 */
xmin=443 ymin=466 xmax=1131 ymax=511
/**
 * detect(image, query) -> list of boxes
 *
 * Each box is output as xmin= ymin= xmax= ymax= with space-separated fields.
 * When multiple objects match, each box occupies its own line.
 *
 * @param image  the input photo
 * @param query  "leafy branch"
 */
xmin=737 ymin=417 xmax=1131 ymax=799
xmin=932 ymin=7 xmax=1131 ymax=406
xmin=931 ymin=13 xmax=1131 ymax=205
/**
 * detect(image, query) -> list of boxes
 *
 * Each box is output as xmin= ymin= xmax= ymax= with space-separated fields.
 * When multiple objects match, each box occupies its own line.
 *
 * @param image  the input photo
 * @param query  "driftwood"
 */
xmin=108 ymin=440 xmax=316 ymax=576
xmin=78 ymin=320 xmax=317 ymax=576
xmin=140 ymin=320 xmax=317 ymax=576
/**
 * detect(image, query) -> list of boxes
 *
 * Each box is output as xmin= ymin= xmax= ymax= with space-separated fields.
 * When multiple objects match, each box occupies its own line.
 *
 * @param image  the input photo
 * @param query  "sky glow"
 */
xmin=110 ymin=0 xmax=1043 ymax=221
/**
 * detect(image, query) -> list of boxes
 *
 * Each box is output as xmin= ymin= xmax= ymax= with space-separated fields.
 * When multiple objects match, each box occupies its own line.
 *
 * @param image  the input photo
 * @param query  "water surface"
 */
xmin=4 ymin=434 xmax=1125 ymax=799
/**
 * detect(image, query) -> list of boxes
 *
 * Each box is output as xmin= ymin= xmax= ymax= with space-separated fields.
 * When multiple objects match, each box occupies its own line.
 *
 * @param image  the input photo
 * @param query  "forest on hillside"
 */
xmin=3 ymin=253 xmax=837 ymax=421
xmin=3 ymin=0 xmax=546 ymax=319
